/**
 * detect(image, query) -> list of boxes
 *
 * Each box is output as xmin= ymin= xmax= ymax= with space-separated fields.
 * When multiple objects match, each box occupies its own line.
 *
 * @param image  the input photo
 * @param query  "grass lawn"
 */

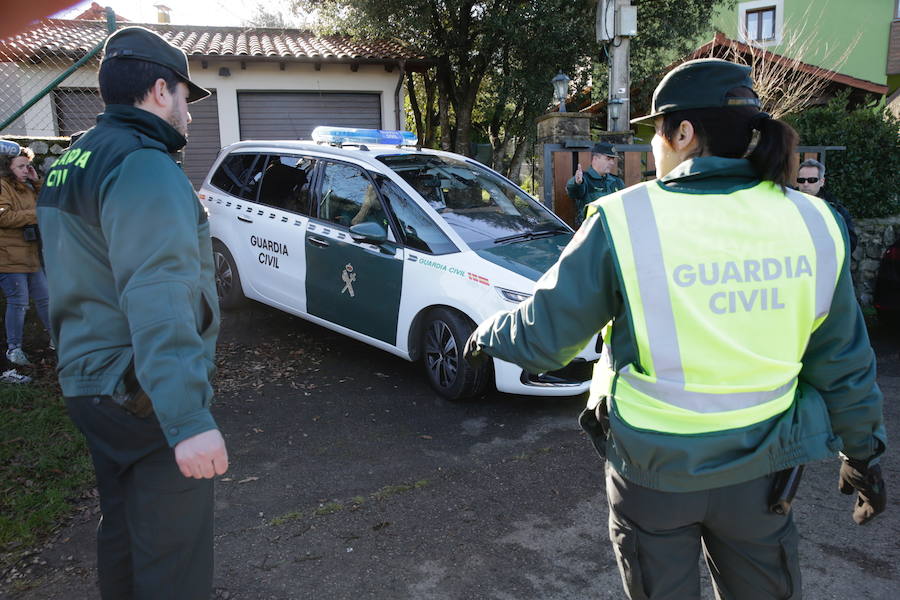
xmin=0 ymin=303 xmax=94 ymax=559
xmin=0 ymin=379 xmax=93 ymax=553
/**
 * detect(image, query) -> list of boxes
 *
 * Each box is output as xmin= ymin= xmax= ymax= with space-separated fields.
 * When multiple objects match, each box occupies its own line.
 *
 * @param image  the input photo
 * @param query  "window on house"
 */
xmin=53 ymin=88 xmax=104 ymax=136
xmin=745 ymin=6 xmax=776 ymax=41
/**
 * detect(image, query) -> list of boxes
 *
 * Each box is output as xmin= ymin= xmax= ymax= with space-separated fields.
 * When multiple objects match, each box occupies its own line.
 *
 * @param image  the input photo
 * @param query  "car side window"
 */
xmin=257 ymin=155 xmax=315 ymax=215
xmin=210 ymin=153 xmax=267 ymax=201
xmin=378 ymin=178 xmax=457 ymax=255
xmin=317 ymin=162 xmax=388 ymax=230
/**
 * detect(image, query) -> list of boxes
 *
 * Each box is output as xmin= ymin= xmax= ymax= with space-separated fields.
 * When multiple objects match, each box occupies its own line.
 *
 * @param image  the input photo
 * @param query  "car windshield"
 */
xmin=377 ymin=153 xmax=567 ymax=250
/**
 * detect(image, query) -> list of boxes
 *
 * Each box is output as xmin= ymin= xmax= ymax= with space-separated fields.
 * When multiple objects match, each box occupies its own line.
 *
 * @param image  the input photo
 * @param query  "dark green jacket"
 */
xmin=37 ymin=105 xmax=220 ymax=447
xmin=565 ymin=168 xmax=624 ymax=227
xmin=474 ymin=157 xmax=885 ymax=491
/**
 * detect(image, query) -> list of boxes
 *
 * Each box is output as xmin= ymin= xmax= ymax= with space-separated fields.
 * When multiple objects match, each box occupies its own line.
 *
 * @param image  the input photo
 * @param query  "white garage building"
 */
xmin=0 ymin=17 xmax=430 ymax=186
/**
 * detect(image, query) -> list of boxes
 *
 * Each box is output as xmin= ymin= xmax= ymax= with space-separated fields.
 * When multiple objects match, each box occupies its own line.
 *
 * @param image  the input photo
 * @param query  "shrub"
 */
xmin=786 ymin=91 xmax=900 ymax=218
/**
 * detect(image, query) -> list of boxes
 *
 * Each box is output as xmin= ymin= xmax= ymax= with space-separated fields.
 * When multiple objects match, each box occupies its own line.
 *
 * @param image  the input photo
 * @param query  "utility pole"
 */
xmin=597 ymin=0 xmax=637 ymax=133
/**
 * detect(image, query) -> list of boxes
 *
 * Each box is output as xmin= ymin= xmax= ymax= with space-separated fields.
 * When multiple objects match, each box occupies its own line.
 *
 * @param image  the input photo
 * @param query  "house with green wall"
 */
xmin=711 ymin=0 xmax=899 ymax=97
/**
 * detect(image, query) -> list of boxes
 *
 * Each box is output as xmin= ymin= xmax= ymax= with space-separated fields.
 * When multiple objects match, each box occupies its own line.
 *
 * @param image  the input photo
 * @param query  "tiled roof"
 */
xmin=0 ymin=18 xmax=430 ymax=65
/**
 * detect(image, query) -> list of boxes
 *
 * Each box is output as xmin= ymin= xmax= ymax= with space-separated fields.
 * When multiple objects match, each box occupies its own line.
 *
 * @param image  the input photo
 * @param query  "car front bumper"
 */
xmin=493 ymin=355 xmax=597 ymax=397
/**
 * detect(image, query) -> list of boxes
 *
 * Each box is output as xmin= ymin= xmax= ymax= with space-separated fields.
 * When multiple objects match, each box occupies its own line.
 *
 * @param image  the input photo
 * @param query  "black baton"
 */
xmin=768 ymin=465 xmax=804 ymax=515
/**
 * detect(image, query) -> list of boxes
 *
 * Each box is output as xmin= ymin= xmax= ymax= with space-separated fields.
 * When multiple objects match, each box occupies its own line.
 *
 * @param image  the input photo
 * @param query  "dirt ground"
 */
xmin=2 ymin=302 xmax=899 ymax=599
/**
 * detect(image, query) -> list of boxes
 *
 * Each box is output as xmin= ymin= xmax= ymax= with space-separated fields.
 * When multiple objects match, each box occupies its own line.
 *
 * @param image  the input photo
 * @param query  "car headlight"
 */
xmin=496 ymin=287 xmax=532 ymax=304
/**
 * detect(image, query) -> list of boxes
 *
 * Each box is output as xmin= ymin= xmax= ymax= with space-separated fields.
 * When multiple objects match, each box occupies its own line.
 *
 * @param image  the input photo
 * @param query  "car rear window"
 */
xmin=210 ymin=153 xmax=267 ymax=201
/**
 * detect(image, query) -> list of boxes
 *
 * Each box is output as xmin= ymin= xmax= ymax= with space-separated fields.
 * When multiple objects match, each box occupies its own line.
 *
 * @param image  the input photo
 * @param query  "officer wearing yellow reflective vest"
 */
xmin=464 ymin=59 xmax=886 ymax=600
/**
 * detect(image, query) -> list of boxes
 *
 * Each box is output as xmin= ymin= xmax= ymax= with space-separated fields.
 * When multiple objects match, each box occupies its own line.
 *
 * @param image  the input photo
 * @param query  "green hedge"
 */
xmin=786 ymin=92 xmax=900 ymax=218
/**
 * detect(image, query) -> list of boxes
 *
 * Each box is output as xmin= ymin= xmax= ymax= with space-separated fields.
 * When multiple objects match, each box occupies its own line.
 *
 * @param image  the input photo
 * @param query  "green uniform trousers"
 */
xmin=66 ymin=395 xmax=214 ymax=600
xmin=606 ymin=463 xmax=801 ymax=600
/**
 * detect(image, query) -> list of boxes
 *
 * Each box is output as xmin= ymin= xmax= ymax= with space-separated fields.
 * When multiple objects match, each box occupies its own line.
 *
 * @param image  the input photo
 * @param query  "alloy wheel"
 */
xmin=214 ymin=251 xmax=233 ymax=301
xmin=424 ymin=319 xmax=458 ymax=390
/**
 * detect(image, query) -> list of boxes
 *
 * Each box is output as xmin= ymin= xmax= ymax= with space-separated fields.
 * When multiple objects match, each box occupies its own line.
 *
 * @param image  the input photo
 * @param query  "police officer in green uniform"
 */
xmin=465 ymin=59 xmax=886 ymax=599
xmin=37 ymin=27 xmax=227 ymax=599
xmin=565 ymin=142 xmax=624 ymax=227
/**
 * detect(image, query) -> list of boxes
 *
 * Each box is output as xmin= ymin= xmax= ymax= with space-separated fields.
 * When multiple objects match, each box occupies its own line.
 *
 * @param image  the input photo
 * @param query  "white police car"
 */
xmin=199 ymin=127 xmax=600 ymax=400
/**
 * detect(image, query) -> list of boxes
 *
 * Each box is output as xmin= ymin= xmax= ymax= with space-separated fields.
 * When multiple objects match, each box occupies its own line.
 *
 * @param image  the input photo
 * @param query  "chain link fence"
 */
xmin=1 ymin=12 xmax=116 ymax=138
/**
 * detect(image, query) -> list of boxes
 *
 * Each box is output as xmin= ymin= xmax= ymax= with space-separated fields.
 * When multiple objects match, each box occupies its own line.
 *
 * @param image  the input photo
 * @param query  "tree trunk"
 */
xmin=507 ymin=138 xmax=529 ymax=185
xmin=454 ymin=103 xmax=473 ymax=157
xmin=436 ymin=68 xmax=452 ymax=152
xmin=406 ymin=72 xmax=424 ymax=141
xmin=423 ymin=72 xmax=437 ymax=148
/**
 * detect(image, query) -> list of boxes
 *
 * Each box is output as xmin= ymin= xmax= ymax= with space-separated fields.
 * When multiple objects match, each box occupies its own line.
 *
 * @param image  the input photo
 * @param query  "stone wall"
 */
xmin=852 ymin=216 xmax=900 ymax=307
xmin=2 ymin=135 xmax=70 ymax=174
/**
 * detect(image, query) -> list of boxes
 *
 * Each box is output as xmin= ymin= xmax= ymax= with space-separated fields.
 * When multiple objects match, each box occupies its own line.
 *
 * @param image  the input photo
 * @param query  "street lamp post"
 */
xmin=551 ymin=71 xmax=571 ymax=113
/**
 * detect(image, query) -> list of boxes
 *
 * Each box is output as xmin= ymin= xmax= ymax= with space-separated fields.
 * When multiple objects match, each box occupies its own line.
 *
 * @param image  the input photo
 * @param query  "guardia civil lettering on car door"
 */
xmin=250 ymin=235 xmax=289 ymax=269
xmin=199 ymin=127 xmax=601 ymax=400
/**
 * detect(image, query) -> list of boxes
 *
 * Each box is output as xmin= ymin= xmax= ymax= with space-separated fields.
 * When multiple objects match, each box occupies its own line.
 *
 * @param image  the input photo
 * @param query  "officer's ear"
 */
xmin=140 ymin=78 xmax=172 ymax=110
xmin=671 ymin=120 xmax=697 ymax=152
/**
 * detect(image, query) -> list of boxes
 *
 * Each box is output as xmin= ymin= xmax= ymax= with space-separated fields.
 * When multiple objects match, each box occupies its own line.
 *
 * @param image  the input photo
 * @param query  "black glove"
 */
xmin=839 ymin=459 xmax=886 ymax=525
xmin=463 ymin=331 xmax=488 ymax=369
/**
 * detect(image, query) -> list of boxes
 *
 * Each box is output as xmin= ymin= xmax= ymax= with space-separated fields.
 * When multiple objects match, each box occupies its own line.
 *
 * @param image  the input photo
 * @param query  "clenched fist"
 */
xmin=174 ymin=429 xmax=229 ymax=479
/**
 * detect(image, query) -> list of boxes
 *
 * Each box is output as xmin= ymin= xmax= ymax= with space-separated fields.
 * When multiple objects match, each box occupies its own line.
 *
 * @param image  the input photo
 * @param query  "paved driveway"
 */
xmin=5 ymin=303 xmax=899 ymax=599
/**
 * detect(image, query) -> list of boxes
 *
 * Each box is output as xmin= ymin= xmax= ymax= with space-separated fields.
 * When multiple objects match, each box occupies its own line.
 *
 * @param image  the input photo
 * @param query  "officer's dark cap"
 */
xmin=102 ymin=26 xmax=210 ymax=103
xmin=591 ymin=142 xmax=618 ymax=157
xmin=631 ymin=58 xmax=759 ymax=124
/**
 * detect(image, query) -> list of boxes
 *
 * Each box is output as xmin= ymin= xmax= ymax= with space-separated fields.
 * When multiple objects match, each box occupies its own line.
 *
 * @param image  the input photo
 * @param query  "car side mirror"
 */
xmin=349 ymin=221 xmax=387 ymax=244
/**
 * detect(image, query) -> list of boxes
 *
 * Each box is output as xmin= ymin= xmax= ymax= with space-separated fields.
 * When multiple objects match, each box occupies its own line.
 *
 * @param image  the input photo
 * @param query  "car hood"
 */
xmin=474 ymin=233 xmax=572 ymax=282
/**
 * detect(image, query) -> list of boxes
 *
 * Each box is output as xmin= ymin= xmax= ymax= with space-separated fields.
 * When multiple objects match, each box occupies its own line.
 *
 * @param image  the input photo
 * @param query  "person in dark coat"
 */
xmin=797 ymin=158 xmax=857 ymax=251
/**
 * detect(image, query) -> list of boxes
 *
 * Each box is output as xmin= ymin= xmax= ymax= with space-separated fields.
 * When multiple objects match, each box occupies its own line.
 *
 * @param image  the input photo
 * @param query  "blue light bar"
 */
xmin=311 ymin=126 xmax=418 ymax=146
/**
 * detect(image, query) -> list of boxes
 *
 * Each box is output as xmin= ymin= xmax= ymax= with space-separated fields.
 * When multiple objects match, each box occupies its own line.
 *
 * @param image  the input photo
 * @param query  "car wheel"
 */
xmin=422 ymin=308 xmax=490 ymax=400
xmin=212 ymin=241 xmax=245 ymax=310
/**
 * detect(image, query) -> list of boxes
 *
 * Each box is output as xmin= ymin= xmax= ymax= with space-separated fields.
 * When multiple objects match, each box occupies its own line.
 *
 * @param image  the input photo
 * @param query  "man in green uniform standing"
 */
xmin=466 ymin=59 xmax=886 ymax=599
xmin=37 ymin=27 xmax=227 ymax=599
xmin=565 ymin=142 xmax=624 ymax=227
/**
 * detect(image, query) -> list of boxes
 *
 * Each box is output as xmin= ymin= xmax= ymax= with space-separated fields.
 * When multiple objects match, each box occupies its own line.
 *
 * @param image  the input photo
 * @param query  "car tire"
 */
xmin=212 ymin=241 xmax=245 ymax=310
xmin=422 ymin=308 xmax=491 ymax=401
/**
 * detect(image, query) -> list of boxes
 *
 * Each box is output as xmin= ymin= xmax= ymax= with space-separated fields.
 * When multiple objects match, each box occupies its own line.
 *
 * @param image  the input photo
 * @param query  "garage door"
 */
xmin=237 ymin=92 xmax=381 ymax=141
xmin=183 ymin=89 xmax=221 ymax=188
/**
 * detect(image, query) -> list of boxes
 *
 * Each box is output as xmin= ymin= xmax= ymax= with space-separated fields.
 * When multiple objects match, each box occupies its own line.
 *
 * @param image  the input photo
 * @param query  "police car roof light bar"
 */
xmin=311 ymin=126 xmax=418 ymax=148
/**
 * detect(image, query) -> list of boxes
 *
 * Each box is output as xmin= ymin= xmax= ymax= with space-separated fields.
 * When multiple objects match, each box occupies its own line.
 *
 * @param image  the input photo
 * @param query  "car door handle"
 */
xmin=307 ymin=236 xmax=329 ymax=248
xmin=237 ymin=215 xmax=253 ymax=223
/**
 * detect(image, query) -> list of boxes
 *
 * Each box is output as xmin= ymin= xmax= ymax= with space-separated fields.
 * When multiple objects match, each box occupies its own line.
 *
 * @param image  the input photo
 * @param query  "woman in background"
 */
xmin=0 ymin=146 xmax=51 ymax=374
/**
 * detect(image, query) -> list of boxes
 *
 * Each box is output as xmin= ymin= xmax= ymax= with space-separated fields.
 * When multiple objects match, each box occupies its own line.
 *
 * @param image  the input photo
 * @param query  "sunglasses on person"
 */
xmin=796 ymin=177 xmax=820 ymax=184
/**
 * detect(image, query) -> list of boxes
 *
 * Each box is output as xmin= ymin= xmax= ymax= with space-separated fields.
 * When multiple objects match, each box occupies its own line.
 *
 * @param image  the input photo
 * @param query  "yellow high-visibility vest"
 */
xmin=587 ymin=182 xmax=844 ymax=434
